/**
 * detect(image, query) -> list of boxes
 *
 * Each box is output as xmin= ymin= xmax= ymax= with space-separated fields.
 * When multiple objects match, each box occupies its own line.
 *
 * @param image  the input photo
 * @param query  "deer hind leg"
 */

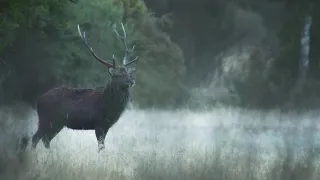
xmin=31 ymin=129 xmax=44 ymax=149
xmin=41 ymin=125 xmax=63 ymax=149
xmin=32 ymin=115 xmax=63 ymax=149
xmin=32 ymin=113 xmax=48 ymax=149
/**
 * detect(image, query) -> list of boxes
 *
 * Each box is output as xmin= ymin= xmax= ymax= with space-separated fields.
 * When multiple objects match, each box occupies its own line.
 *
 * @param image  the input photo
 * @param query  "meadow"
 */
xmin=0 ymin=105 xmax=320 ymax=180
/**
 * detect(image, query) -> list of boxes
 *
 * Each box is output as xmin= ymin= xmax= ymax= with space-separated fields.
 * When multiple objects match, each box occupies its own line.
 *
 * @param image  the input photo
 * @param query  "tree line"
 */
xmin=1 ymin=0 xmax=320 ymax=110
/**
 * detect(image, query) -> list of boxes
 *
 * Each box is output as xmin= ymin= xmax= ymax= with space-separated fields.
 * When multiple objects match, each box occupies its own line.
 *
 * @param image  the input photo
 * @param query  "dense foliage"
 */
xmin=1 ymin=0 xmax=320 ymax=109
xmin=0 ymin=0 xmax=187 ymax=108
xmin=145 ymin=0 xmax=320 ymax=109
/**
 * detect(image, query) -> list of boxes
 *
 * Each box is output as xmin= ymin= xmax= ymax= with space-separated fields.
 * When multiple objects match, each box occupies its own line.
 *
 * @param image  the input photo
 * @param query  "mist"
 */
xmin=1 ymin=105 xmax=320 ymax=180
xmin=1 ymin=0 xmax=320 ymax=179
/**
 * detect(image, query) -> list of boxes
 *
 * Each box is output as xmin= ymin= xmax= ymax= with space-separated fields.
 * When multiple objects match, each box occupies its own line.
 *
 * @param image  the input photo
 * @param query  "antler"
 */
xmin=113 ymin=23 xmax=138 ymax=66
xmin=77 ymin=24 xmax=116 ymax=68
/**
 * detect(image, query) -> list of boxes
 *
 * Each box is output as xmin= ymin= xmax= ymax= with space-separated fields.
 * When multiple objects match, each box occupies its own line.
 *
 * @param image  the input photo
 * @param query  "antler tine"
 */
xmin=112 ymin=54 xmax=116 ymax=67
xmin=77 ymin=24 xmax=115 ymax=68
xmin=124 ymin=56 xmax=139 ymax=66
xmin=113 ymin=22 xmax=136 ymax=65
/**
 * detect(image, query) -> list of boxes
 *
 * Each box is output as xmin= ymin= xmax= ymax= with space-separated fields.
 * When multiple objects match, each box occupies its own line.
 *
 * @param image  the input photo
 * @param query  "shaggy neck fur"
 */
xmin=101 ymin=82 xmax=131 ymax=121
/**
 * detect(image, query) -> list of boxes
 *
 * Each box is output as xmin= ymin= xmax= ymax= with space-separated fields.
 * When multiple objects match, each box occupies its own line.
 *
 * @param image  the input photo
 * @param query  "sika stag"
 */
xmin=20 ymin=23 xmax=138 ymax=152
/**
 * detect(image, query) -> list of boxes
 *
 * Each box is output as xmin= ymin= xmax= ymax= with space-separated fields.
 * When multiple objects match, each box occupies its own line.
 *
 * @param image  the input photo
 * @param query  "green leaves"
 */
xmin=0 ymin=0 xmax=187 ymax=108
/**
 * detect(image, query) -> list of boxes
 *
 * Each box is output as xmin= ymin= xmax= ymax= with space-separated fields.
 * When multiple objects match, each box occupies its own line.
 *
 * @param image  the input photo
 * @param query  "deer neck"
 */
xmin=100 ymin=82 xmax=130 ymax=118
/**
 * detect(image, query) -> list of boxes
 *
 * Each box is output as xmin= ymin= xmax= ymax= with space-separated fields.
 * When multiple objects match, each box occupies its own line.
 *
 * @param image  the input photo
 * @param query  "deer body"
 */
xmin=20 ymin=23 xmax=138 ymax=152
xmin=37 ymin=85 xmax=130 ymax=130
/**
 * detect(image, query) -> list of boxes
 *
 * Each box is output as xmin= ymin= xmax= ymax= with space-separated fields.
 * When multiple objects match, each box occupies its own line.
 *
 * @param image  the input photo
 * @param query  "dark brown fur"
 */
xmin=19 ymin=23 xmax=138 ymax=152
xmin=20 ymin=69 xmax=134 ymax=152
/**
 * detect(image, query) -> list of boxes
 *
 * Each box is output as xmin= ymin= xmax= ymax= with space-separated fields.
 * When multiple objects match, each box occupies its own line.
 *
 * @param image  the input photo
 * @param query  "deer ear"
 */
xmin=108 ymin=67 xmax=115 ymax=75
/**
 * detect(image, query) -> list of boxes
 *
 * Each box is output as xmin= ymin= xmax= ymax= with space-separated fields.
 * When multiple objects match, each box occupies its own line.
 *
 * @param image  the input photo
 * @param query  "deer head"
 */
xmin=77 ymin=23 xmax=138 ymax=88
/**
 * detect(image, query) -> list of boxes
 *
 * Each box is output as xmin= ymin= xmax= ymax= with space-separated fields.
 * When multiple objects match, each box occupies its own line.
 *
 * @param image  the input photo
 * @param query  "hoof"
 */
xmin=98 ymin=144 xmax=105 ymax=152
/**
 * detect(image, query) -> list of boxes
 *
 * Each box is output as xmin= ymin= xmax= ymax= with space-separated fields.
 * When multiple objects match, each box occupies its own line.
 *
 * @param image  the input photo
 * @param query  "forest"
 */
xmin=0 ymin=0 xmax=319 ymax=110
xmin=1 ymin=0 xmax=320 ymax=180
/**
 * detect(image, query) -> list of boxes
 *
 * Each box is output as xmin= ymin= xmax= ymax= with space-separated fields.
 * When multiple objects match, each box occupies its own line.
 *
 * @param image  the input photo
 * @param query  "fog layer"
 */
xmin=1 ymin=106 xmax=319 ymax=180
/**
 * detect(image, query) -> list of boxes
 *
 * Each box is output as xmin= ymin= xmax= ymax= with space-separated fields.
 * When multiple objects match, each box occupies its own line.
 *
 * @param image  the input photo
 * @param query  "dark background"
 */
xmin=0 ymin=0 xmax=320 ymax=110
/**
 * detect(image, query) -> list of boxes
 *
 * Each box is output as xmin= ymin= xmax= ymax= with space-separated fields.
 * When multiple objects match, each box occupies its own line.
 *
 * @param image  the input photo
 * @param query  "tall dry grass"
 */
xmin=0 ymin=105 xmax=319 ymax=180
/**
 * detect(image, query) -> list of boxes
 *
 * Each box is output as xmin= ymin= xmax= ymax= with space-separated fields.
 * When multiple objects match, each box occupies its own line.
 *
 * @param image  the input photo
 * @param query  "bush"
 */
xmin=129 ymin=13 xmax=187 ymax=108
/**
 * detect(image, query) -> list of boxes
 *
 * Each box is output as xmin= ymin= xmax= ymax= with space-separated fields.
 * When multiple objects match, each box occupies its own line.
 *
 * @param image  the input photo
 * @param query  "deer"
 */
xmin=20 ymin=23 xmax=138 ymax=152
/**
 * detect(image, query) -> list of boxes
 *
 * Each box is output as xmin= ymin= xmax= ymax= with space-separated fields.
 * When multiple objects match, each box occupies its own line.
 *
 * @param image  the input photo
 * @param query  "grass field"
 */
xmin=0 ymin=106 xmax=320 ymax=180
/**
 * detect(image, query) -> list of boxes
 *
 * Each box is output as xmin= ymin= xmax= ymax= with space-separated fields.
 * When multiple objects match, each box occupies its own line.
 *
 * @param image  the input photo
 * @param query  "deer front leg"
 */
xmin=95 ymin=127 xmax=108 ymax=152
